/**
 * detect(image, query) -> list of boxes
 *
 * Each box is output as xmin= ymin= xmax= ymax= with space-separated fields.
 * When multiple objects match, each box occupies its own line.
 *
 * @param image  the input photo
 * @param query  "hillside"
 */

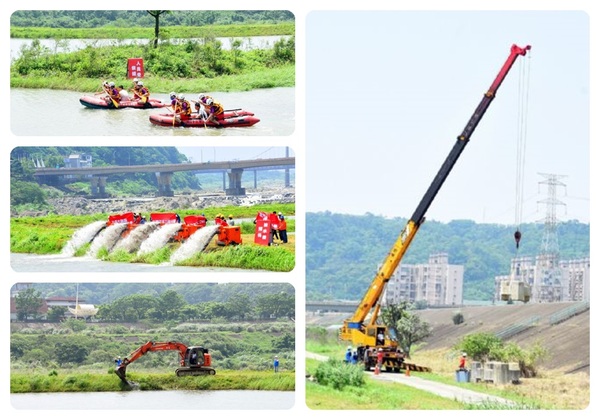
xmin=306 ymin=301 xmax=590 ymax=374
xmin=306 ymin=212 xmax=589 ymax=301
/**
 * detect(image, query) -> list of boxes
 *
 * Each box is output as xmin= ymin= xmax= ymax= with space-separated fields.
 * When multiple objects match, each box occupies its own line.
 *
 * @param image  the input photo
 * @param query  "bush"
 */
xmin=456 ymin=333 xmax=548 ymax=377
xmin=314 ymin=360 xmax=365 ymax=390
xmin=452 ymin=312 xmax=465 ymax=325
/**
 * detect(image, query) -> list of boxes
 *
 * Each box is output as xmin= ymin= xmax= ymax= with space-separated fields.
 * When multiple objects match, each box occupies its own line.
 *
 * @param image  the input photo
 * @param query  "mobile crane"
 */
xmin=115 ymin=341 xmax=216 ymax=384
xmin=339 ymin=44 xmax=531 ymax=373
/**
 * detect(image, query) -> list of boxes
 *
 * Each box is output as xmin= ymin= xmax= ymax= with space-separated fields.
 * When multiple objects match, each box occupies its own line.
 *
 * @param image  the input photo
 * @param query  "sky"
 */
xmin=306 ymin=10 xmax=590 ymax=225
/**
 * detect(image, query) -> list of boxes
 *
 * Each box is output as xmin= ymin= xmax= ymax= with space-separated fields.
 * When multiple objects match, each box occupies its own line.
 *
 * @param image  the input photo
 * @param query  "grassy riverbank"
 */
xmin=10 ymin=204 xmax=295 ymax=271
xmin=305 ymin=339 xmax=589 ymax=409
xmin=11 ymin=369 xmax=294 ymax=393
xmin=11 ymin=24 xmax=295 ymax=92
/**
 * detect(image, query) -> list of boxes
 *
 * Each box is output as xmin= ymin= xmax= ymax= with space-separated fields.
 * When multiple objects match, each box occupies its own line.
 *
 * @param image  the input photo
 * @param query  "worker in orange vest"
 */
xmin=277 ymin=213 xmax=288 ymax=244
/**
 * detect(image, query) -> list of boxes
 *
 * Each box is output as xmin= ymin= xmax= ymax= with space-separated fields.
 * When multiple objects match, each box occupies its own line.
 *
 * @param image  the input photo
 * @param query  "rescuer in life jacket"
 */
xmin=205 ymin=97 xmax=225 ymax=127
xmin=174 ymin=94 xmax=192 ymax=124
xmin=104 ymin=81 xmax=121 ymax=105
xmin=136 ymin=81 xmax=151 ymax=104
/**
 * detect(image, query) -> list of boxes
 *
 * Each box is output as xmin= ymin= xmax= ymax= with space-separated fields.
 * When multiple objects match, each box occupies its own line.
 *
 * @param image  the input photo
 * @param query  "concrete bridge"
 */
xmin=306 ymin=301 xmax=359 ymax=313
xmin=34 ymin=157 xmax=295 ymax=197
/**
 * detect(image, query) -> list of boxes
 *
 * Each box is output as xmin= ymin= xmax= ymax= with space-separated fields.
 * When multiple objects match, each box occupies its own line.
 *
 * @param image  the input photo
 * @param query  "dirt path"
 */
xmin=306 ymin=352 xmax=514 ymax=406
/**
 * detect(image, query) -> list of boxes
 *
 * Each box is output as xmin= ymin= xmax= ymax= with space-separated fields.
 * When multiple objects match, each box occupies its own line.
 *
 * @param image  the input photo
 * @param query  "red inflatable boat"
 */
xmin=79 ymin=95 xmax=168 ymax=110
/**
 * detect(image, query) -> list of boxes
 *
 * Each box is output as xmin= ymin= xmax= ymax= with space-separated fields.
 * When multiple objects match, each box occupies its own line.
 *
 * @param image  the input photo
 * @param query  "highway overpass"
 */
xmin=34 ymin=157 xmax=295 ymax=197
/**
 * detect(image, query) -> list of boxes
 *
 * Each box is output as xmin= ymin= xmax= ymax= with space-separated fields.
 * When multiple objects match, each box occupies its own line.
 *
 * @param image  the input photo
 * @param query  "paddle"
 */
xmin=110 ymin=96 xmax=120 ymax=109
xmin=167 ymin=107 xmax=176 ymax=127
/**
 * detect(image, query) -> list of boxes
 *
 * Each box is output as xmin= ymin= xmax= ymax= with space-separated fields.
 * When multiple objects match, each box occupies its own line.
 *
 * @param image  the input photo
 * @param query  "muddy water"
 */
xmin=11 ymin=389 xmax=294 ymax=410
xmin=10 ymin=253 xmax=257 ymax=272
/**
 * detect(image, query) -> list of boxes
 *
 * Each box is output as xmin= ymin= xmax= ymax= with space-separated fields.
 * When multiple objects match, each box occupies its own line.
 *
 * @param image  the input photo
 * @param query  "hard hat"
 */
xmin=137 ymin=81 xmax=143 ymax=86
xmin=462 ymin=352 xmax=467 ymax=356
xmin=109 ymin=82 xmax=115 ymax=87
xmin=133 ymin=78 xmax=138 ymax=82
xmin=229 ymin=214 xmax=233 ymax=218
xmin=199 ymin=93 xmax=206 ymax=99
xmin=206 ymin=98 xmax=213 ymax=105
xmin=347 ymin=346 xmax=352 ymax=350
xmin=178 ymin=94 xmax=185 ymax=100
xmin=378 ymin=348 xmax=383 ymax=351
xmin=170 ymin=92 xmax=176 ymax=98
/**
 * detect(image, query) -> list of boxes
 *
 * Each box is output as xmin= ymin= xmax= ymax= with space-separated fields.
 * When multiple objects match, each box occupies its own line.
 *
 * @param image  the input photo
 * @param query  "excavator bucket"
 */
xmin=115 ymin=365 xmax=129 ymax=383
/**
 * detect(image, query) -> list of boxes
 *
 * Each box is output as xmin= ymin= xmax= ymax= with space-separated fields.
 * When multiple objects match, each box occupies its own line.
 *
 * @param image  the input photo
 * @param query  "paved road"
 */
xmin=306 ymin=352 xmax=514 ymax=406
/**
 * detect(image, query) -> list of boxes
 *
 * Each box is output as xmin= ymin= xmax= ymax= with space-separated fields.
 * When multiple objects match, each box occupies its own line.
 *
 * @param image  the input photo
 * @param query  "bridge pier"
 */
xmin=225 ymin=168 xmax=246 ymax=196
xmin=156 ymin=172 xmax=174 ymax=197
xmin=90 ymin=176 xmax=108 ymax=198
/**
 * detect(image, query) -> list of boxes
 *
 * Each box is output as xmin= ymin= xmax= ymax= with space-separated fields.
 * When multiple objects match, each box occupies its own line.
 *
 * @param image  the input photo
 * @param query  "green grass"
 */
xmin=305 ymin=359 xmax=465 ymax=410
xmin=305 ymin=336 xmax=577 ymax=410
xmin=179 ymin=243 xmax=295 ymax=272
xmin=11 ymin=369 xmax=294 ymax=393
xmin=10 ymin=206 xmax=295 ymax=271
xmin=11 ymin=30 xmax=295 ymax=92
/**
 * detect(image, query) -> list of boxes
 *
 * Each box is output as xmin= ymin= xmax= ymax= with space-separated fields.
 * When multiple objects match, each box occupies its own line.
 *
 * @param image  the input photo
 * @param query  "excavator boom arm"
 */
xmin=341 ymin=44 xmax=531 ymax=341
xmin=121 ymin=341 xmax=188 ymax=366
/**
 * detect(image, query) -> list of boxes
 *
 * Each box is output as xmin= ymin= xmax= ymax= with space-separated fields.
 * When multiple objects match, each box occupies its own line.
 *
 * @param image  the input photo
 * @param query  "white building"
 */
xmin=494 ymin=256 xmax=590 ymax=303
xmin=384 ymin=253 xmax=464 ymax=307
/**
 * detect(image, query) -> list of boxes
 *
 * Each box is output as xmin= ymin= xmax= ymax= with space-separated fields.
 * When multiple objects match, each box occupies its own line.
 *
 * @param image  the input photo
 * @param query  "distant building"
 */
xmin=384 ymin=253 xmax=464 ymax=307
xmin=64 ymin=153 xmax=92 ymax=169
xmin=494 ymin=256 xmax=590 ymax=303
xmin=10 ymin=284 xmax=95 ymax=321
xmin=64 ymin=153 xmax=92 ymax=179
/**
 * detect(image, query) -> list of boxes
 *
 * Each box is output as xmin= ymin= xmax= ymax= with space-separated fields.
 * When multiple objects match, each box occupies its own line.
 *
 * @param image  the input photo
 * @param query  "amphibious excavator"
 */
xmin=115 ymin=340 xmax=216 ymax=383
xmin=339 ymin=44 xmax=531 ymax=373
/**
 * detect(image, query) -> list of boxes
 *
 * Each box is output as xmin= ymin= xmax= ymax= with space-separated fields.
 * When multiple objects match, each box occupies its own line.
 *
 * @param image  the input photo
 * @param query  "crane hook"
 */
xmin=514 ymin=230 xmax=522 ymax=249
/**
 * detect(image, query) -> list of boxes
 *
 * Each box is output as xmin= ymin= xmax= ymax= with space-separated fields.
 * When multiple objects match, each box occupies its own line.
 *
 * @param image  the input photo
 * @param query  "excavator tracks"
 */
xmin=175 ymin=367 xmax=216 ymax=377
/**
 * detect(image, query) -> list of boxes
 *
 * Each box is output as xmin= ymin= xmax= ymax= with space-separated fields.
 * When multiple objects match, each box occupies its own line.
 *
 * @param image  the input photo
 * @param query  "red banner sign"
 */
xmin=254 ymin=211 xmax=271 ymax=246
xmin=128 ymin=58 xmax=144 ymax=79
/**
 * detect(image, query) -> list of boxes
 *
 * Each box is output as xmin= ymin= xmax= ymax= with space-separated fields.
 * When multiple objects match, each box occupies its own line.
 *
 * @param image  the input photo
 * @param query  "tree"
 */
xmin=396 ymin=312 xmax=432 ymax=357
xmin=14 ymin=287 xmax=44 ymax=321
xmin=272 ymin=332 xmax=295 ymax=351
xmin=146 ymin=10 xmax=169 ymax=48
xmin=381 ymin=301 xmax=431 ymax=357
xmin=47 ymin=306 xmax=66 ymax=322
xmin=158 ymin=289 xmax=186 ymax=321
xmin=225 ymin=293 xmax=252 ymax=321
xmin=256 ymin=292 xmax=295 ymax=319
xmin=55 ymin=342 xmax=89 ymax=365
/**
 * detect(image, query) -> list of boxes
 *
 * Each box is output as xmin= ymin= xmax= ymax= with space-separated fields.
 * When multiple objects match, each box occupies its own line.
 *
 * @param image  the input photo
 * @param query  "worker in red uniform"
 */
xmin=376 ymin=348 xmax=384 ymax=372
xmin=459 ymin=352 xmax=467 ymax=371
xmin=268 ymin=211 xmax=280 ymax=245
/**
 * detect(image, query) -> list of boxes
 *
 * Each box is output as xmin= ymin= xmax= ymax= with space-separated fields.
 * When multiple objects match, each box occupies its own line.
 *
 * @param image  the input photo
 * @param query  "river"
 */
xmin=10 ymin=87 xmax=294 ymax=136
xmin=10 ymin=253 xmax=261 ymax=273
xmin=10 ymin=36 xmax=292 ymax=61
xmin=11 ymin=389 xmax=294 ymax=410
